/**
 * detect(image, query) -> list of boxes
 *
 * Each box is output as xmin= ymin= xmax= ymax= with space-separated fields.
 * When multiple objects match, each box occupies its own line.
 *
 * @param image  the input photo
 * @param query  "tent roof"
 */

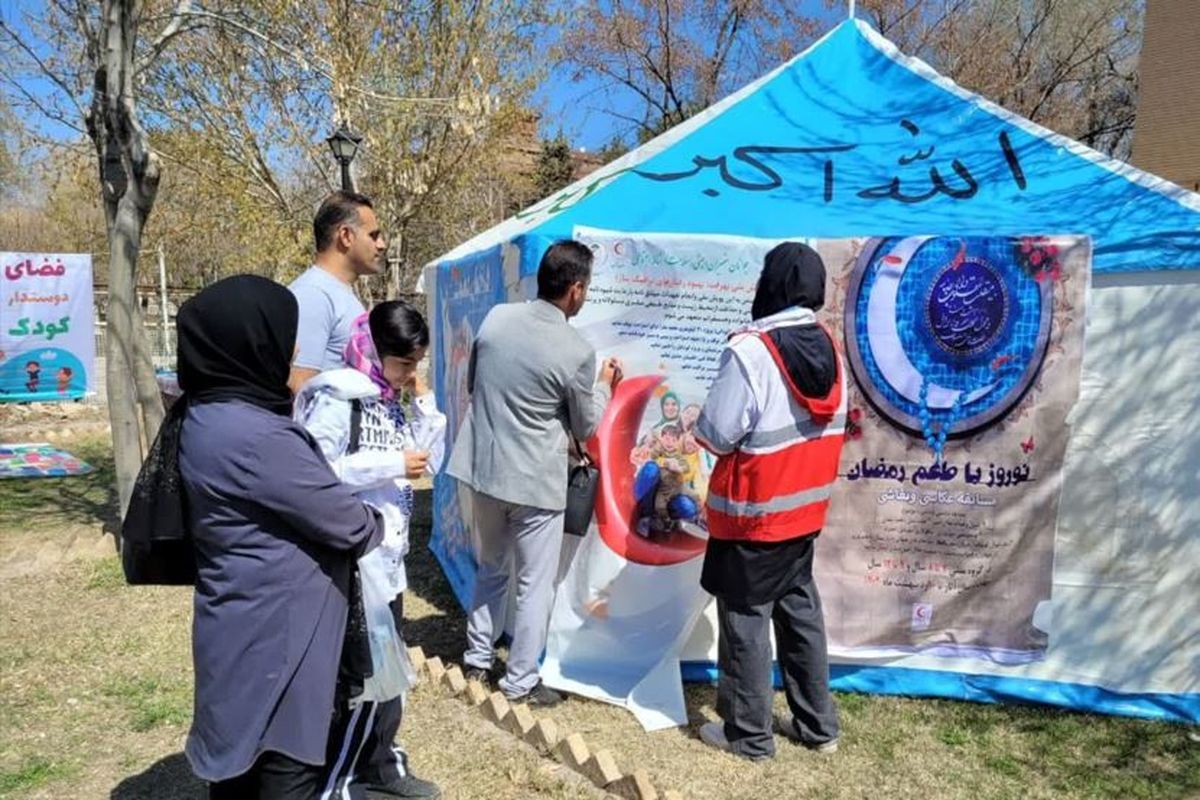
xmin=435 ymin=19 xmax=1200 ymax=274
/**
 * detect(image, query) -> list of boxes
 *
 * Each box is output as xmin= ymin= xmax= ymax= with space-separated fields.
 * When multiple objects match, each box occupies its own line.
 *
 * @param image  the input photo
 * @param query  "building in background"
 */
xmin=497 ymin=110 xmax=604 ymax=212
xmin=1131 ymin=0 xmax=1200 ymax=191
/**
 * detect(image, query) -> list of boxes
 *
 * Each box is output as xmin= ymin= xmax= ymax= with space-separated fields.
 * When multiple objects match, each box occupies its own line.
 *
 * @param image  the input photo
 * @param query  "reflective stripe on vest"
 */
xmin=706 ymin=432 xmax=843 ymax=542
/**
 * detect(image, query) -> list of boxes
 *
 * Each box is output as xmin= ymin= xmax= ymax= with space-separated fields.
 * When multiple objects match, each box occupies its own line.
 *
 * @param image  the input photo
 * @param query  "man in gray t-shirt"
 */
xmin=290 ymin=264 xmax=365 ymax=372
xmin=288 ymin=191 xmax=387 ymax=392
xmin=290 ymin=191 xmax=442 ymax=798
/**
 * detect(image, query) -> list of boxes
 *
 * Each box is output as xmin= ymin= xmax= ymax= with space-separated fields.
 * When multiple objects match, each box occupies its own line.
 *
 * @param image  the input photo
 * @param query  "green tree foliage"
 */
xmin=535 ymin=132 xmax=576 ymax=200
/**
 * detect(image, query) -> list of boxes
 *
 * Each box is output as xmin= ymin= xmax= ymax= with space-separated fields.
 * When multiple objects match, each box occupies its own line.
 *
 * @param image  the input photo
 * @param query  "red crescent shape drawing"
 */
xmin=586 ymin=374 xmax=708 ymax=567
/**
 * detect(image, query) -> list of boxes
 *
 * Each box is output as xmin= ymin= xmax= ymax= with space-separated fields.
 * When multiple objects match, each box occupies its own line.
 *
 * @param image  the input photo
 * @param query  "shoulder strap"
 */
xmin=570 ymin=433 xmax=593 ymax=467
xmin=349 ymin=398 xmax=363 ymax=454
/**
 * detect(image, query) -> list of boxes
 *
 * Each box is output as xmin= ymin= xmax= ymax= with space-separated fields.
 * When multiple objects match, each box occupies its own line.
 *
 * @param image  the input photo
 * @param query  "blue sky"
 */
xmin=2 ymin=0 xmax=846 ymax=152
xmin=534 ymin=66 xmax=641 ymax=152
xmin=534 ymin=2 xmax=846 ymax=150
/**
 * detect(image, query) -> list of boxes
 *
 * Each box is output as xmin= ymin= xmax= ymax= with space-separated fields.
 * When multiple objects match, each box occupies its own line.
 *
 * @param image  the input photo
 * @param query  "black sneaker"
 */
xmin=366 ymin=773 xmax=441 ymax=799
xmin=698 ymin=721 xmax=773 ymax=762
xmin=507 ymin=680 xmax=563 ymax=708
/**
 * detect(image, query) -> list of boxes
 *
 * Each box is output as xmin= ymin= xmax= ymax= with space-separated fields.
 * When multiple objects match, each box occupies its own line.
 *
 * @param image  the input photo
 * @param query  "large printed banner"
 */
xmin=822 ymin=234 xmax=1088 ymax=661
xmin=537 ymin=228 xmax=1088 ymax=726
xmin=429 ymin=246 xmax=507 ymax=601
xmin=0 ymin=253 xmax=94 ymax=403
xmin=543 ymin=230 xmax=782 ymax=729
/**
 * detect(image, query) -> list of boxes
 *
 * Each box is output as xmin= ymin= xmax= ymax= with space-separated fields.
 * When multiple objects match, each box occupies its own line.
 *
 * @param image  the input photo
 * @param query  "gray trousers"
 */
xmin=463 ymin=490 xmax=564 ymax=697
xmin=716 ymin=562 xmax=839 ymax=759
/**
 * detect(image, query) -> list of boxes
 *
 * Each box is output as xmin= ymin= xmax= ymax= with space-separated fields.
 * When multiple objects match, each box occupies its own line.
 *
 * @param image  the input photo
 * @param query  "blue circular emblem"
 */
xmin=843 ymin=237 xmax=1053 ymax=439
xmin=924 ymin=259 xmax=1010 ymax=359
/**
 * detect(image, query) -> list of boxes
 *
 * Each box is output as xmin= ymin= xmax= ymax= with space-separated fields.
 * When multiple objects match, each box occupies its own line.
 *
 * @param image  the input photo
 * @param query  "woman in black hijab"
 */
xmin=750 ymin=241 xmax=837 ymax=398
xmin=169 ymin=276 xmax=382 ymax=799
xmin=176 ymin=273 xmax=301 ymax=414
xmin=693 ymin=242 xmax=845 ymax=762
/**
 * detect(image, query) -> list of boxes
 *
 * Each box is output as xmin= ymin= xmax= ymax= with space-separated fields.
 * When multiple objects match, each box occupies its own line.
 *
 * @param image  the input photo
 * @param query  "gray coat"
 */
xmin=180 ymin=400 xmax=382 ymax=782
xmin=447 ymin=299 xmax=609 ymax=510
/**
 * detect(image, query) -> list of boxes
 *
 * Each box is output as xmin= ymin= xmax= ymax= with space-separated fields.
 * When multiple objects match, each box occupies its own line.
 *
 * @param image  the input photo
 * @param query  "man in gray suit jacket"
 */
xmin=447 ymin=240 xmax=620 ymax=706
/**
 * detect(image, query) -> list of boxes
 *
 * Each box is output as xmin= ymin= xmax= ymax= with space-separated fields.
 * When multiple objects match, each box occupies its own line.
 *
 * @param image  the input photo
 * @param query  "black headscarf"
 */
xmin=750 ymin=242 xmax=836 ymax=398
xmin=751 ymin=241 xmax=826 ymax=320
xmin=177 ymin=274 xmax=298 ymax=416
xmin=121 ymin=275 xmax=298 ymax=585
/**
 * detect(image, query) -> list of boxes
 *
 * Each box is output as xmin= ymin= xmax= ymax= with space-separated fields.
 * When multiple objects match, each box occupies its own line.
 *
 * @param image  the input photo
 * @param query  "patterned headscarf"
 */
xmin=344 ymin=311 xmax=395 ymax=400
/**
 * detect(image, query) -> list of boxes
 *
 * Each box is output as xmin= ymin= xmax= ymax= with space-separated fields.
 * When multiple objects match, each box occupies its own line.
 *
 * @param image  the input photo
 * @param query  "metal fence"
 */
xmin=87 ymin=319 xmax=176 ymax=405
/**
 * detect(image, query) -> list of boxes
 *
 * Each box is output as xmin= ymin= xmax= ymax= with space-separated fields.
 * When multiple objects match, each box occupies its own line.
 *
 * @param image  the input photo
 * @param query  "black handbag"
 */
xmin=121 ymin=400 xmax=197 ymax=586
xmin=564 ymin=437 xmax=599 ymax=536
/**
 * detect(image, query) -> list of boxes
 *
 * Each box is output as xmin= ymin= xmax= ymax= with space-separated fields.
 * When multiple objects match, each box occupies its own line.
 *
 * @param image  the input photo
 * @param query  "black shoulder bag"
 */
xmin=121 ymin=401 xmax=197 ymax=585
xmin=564 ymin=435 xmax=599 ymax=536
xmin=338 ymin=398 xmax=375 ymax=697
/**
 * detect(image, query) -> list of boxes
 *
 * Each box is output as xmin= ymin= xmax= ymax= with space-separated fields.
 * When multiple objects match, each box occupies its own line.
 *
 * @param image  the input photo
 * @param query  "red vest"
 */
xmin=705 ymin=328 xmax=847 ymax=543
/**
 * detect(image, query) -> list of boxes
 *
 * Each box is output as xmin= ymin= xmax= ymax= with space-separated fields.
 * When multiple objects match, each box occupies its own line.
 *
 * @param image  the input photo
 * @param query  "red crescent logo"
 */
xmin=586 ymin=374 xmax=707 ymax=567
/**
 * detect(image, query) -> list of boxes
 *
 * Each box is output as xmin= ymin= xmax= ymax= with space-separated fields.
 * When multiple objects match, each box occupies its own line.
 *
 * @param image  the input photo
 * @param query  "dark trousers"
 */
xmin=209 ymin=751 xmax=322 ymax=800
xmin=319 ymin=596 xmax=409 ymax=799
xmin=319 ymin=695 xmax=407 ymax=799
xmin=715 ymin=555 xmax=839 ymax=759
xmin=358 ymin=694 xmax=409 ymax=785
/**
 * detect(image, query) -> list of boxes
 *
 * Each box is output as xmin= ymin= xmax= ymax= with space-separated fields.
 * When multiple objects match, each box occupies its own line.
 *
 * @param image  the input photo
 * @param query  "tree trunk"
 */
xmin=90 ymin=0 xmax=166 ymax=520
xmin=106 ymin=194 xmax=148 ymax=516
xmin=131 ymin=301 xmax=164 ymax=442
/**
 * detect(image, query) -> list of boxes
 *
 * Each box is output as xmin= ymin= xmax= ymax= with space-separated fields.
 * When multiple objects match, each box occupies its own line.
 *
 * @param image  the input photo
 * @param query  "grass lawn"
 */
xmin=0 ymin=436 xmax=119 ymax=536
xmin=0 ymin=433 xmax=1196 ymax=799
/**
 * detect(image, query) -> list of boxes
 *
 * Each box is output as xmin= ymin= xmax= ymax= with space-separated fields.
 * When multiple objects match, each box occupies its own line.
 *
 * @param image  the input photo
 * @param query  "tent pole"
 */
xmin=848 ymin=0 xmax=856 ymax=18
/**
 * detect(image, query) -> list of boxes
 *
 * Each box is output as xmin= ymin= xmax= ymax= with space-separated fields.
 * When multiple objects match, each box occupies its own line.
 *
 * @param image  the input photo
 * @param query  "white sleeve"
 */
xmin=694 ymin=346 xmax=759 ymax=456
xmin=298 ymin=391 xmax=410 ymax=491
xmin=408 ymin=392 xmax=448 ymax=475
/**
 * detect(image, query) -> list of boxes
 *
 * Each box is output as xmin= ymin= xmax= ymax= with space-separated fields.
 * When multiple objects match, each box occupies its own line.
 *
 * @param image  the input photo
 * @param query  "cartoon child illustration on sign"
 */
xmin=56 ymin=366 xmax=73 ymax=394
xmin=646 ymin=423 xmax=701 ymax=531
xmin=25 ymin=360 xmax=41 ymax=393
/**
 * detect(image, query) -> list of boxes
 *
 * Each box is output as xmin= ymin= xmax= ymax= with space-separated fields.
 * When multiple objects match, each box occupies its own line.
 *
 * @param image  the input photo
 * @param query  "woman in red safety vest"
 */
xmin=693 ymin=242 xmax=846 ymax=761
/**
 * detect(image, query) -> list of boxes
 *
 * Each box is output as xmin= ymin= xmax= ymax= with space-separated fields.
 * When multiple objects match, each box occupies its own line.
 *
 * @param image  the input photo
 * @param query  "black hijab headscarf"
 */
xmin=749 ymin=242 xmax=836 ymax=398
xmin=751 ymin=241 xmax=826 ymax=320
xmin=177 ymin=274 xmax=298 ymax=416
xmin=121 ymin=275 xmax=298 ymax=585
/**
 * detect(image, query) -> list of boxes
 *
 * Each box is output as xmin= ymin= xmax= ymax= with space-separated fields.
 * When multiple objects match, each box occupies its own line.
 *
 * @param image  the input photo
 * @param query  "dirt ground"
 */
xmin=0 ymin=409 xmax=1197 ymax=799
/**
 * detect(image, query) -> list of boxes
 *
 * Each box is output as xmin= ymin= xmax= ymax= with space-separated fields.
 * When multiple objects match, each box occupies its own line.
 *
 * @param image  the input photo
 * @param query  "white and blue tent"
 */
xmin=424 ymin=19 xmax=1200 ymax=723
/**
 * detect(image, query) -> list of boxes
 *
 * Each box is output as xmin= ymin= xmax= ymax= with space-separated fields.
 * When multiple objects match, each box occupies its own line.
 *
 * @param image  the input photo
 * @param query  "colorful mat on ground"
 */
xmin=0 ymin=444 xmax=93 ymax=479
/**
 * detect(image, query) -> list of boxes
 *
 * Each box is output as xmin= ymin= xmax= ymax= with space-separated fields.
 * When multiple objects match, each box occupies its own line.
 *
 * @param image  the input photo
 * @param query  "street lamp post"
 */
xmin=326 ymin=123 xmax=363 ymax=192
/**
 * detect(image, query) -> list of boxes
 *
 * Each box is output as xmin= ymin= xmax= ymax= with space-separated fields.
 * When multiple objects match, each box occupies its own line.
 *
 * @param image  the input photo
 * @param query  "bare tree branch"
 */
xmin=0 ymin=18 xmax=87 ymax=121
xmin=135 ymin=0 xmax=196 ymax=73
xmin=0 ymin=72 xmax=88 ymax=135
